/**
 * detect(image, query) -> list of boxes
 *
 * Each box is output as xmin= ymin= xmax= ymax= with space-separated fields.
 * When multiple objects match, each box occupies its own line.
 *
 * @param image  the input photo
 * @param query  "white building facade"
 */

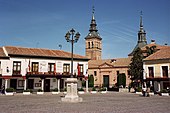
xmin=143 ymin=47 xmax=170 ymax=92
xmin=0 ymin=46 xmax=89 ymax=92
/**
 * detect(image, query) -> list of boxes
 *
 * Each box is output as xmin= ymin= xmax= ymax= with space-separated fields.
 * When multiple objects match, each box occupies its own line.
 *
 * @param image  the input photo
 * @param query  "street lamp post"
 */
xmin=61 ymin=28 xmax=82 ymax=102
xmin=65 ymin=28 xmax=80 ymax=78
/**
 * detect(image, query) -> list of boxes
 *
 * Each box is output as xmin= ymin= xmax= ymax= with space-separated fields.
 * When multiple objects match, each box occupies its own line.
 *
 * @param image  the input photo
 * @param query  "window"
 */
xmin=79 ymin=64 xmax=84 ymax=75
xmin=117 ymin=71 xmax=120 ymax=75
xmin=13 ymin=61 xmax=21 ymax=74
xmin=97 ymin=42 xmax=100 ymax=49
xmin=92 ymin=42 xmax=94 ymax=48
xmin=35 ymin=83 xmax=41 ymax=87
xmin=127 ymin=70 xmax=130 ymax=75
xmin=88 ymin=42 xmax=90 ymax=49
xmin=94 ymin=71 xmax=97 ymax=76
xmin=63 ymin=64 xmax=70 ymax=75
xmin=162 ymin=66 xmax=168 ymax=77
xmin=148 ymin=67 xmax=154 ymax=77
xmin=32 ymin=62 xmax=39 ymax=72
xmin=48 ymin=63 xmax=55 ymax=72
xmin=18 ymin=80 xmax=24 ymax=87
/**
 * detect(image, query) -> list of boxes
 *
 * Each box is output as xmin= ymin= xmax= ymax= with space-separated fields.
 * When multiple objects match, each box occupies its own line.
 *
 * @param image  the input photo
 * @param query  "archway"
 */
xmin=117 ymin=73 xmax=126 ymax=88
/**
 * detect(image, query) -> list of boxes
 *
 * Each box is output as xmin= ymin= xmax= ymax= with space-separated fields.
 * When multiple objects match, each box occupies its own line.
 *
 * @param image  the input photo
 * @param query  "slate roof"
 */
xmin=85 ymin=31 xmax=102 ymax=40
xmin=88 ymin=57 xmax=131 ymax=68
xmin=1 ymin=46 xmax=89 ymax=60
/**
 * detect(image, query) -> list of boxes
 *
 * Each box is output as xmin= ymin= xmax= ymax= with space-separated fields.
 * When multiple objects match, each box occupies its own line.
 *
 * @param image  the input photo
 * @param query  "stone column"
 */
xmin=86 ymin=79 xmax=89 ymax=93
xmin=41 ymin=79 xmax=44 ymax=91
xmin=143 ymin=81 xmax=146 ymax=88
xmin=5 ymin=79 xmax=8 ymax=92
xmin=57 ymin=79 xmax=60 ymax=92
xmin=158 ymin=82 xmax=161 ymax=92
xmin=61 ymin=78 xmax=82 ymax=102
xmin=24 ymin=79 xmax=27 ymax=90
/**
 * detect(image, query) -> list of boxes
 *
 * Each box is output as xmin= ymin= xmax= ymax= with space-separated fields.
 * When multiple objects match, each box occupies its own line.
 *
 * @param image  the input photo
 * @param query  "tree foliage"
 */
xmin=88 ymin=75 xmax=94 ymax=87
xmin=129 ymin=47 xmax=143 ymax=81
xmin=145 ymin=45 xmax=157 ymax=57
xmin=117 ymin=73 xmax=126 ymax=88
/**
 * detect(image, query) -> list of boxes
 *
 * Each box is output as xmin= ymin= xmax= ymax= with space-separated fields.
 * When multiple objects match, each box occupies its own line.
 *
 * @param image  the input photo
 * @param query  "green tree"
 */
xmin=145 ymin=45 xmax=157 ymax=57
xmin=129 ymin=47 xmax=143 ymax=83
xmin=88 ymin=75 xmax=94 ymax=87
xmin=117 ymin=73 xmax=126 ymax=88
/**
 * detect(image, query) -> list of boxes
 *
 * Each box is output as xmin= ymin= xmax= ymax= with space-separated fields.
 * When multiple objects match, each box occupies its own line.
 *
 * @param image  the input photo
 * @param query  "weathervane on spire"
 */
xmin=140 ymin=11 xmax=143 ymax=16
xmin=92 ymin=6 xmax=95 ymax=20
xmin=140 ymin=11 xmax=143 ymax=27
xmin=92 ymin=6 xmax=95 ymax=14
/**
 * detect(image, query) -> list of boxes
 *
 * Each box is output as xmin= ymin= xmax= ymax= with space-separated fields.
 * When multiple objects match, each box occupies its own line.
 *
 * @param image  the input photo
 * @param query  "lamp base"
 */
xmin=61 ymin=78 xmax=83 ymax=102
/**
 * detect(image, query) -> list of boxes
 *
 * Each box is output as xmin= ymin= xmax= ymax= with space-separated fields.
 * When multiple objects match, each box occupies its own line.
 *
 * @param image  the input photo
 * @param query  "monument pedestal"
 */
xmin=61 ymin=78 xmax=83 ymax=102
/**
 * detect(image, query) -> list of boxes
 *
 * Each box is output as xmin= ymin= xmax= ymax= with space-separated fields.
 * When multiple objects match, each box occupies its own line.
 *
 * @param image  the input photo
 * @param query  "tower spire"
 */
xmin=89 ymin=6 xmax=98 ymax=32
xmin=85 ymin=6 xmax=102 ymax=60
xmin=85 ymin=6 xmax=101 ymax=39
xmin=138 ymin=11 xmax=147 ymax=44
xmin=140 ymin=11 xmax=143 ymax=28
xmin=128 ymin=11 xmax=147 ymax=56
xmin=92 ymin=6 xmax=95 ymax=20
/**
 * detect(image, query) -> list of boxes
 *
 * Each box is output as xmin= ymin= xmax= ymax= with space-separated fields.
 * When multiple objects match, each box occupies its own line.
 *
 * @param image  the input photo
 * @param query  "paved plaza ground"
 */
xmin=0 ymin=92 xmax=169 ymax=113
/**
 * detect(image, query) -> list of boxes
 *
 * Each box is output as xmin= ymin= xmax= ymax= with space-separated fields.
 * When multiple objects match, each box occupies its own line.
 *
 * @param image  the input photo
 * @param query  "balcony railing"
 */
xmin=26 ymin=71 xmax=85 ymax=78
xmin=62 ymin=72 xmax=70 ymax=75
xmin=26 ymin=72 xmax=62 ymax=76
xmin=12 ymin=71 xmax=22 ymax=76
xmin=146 ymin=73 xmax=169 ymax=81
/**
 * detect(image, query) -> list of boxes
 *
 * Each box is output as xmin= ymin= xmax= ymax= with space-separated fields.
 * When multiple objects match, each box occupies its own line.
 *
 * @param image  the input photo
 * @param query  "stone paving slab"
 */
xmin=0 ymin=92 xmax=169 ymax=113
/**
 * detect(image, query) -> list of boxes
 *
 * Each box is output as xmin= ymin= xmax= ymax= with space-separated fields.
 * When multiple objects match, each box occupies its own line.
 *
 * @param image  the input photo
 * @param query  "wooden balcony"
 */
xmin=26 ymin=71 xmax=85 ymax=79
xmin=12 ymin=71 xmax=22 ymax=76
xmin=62 ymin=72 xmax=70 ymax=75
xmin=146 ymin=76 xmax=170 ymax=81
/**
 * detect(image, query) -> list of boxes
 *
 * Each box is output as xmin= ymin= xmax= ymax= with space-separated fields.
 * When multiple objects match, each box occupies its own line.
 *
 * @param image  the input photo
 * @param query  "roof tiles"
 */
xmin=88 ymin=57 xmax=131 ymax=68
xmin=0 ymin=48 xmax=6 ymax=57
xmin=141 ymin=43 xmax=167 ymax=51
xmin=144 ymin=46 xmax=170 ymax=61
xmin=3 ymin=46 xmax=88 ymax=59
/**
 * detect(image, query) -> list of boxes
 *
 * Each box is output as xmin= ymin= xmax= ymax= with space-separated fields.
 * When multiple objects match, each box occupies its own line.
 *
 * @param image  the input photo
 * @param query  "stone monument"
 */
xmin=61 ymin=78 xmax=83 ymax=102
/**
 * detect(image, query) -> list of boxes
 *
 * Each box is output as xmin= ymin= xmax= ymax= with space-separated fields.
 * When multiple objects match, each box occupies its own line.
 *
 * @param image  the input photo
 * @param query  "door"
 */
xmin=28 ymin=79 xmax=34 ymax=89
xmin=60 ymin=79 xmax=64 ymax=90
xmin=10 ymin=79 xmax=17 ymax=89
xmin=0 ymin=79 xmax=2 ymax=89
xmin=103 ymin=75 xmax=109 ymax=88
xmin=117 ymin=73 xmax=126 ymax=88
xmin=44 ymin=79 xmax=50 ymax=92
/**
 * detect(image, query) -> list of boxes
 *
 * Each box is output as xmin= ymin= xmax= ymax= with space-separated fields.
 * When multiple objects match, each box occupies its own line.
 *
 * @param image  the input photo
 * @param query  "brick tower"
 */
xmin=85 ymin=7 xmax=102 ymax=60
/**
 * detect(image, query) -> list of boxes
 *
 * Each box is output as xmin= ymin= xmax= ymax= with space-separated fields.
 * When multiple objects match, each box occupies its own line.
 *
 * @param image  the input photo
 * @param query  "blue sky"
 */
xmin=0 ymin=0 xmax=169 ymax=59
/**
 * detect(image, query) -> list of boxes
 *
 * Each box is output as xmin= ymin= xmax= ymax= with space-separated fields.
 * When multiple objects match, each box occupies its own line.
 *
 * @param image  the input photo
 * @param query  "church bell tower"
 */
xmin=129 ymin=11 xmax=147 ymax=56
xmin=85 ymin=7 xmax=102 ymax=60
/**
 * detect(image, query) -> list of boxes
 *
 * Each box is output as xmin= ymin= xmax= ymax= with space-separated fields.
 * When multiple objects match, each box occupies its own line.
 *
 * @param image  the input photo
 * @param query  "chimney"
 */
xmin=151 ymin=40 xmax=156 ymax=44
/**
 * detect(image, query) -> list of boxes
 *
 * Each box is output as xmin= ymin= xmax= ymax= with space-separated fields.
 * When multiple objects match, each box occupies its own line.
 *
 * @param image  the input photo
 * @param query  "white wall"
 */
xmin=1 ymin=59 xmax=13 ymax=76
xmin=0 ymin=57 xmax=88 ymax=76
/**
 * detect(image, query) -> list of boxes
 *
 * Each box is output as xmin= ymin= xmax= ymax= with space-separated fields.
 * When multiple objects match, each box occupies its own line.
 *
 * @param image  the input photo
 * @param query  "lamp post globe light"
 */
xmin=61 ymin=28 xmax=83 ymax=102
